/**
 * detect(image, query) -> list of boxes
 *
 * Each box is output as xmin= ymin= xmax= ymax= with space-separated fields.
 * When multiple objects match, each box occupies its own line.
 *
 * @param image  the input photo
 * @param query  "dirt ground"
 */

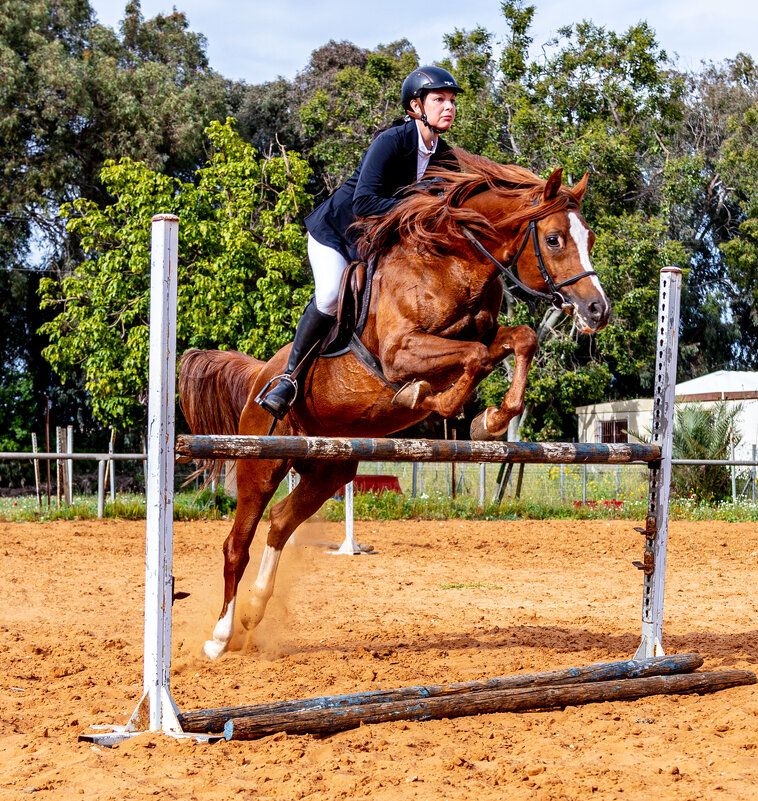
xmin=1 ymin=515 xmax=757 ymax=800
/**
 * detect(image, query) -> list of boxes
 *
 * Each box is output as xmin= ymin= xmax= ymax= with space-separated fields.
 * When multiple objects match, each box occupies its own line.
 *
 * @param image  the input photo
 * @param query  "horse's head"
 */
xmin=465 ymin=165 xmax=610 ymax=333
xmin=529 ymin=169 xmax=609 ymax=332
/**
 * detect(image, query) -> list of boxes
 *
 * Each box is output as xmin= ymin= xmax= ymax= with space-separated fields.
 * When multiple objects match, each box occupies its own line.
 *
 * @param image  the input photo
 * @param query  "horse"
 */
xmin=179 ymin=148 xmax=610 ymax=659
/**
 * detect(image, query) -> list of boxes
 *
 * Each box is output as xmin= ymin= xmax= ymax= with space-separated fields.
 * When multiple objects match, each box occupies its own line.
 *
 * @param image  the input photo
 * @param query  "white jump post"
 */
xmin=635 ymin=267 xmax=681 ymax=659
xmin=81 ymin=214 xmax=215 ymax=746
xmin=334 ymin=479 xmax=360 ymax=554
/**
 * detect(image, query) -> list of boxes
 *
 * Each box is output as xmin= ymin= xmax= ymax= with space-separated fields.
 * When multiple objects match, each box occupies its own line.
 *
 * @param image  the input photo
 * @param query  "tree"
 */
xmin=0 ymin=0 xmax=228 ymax=261
xmin=440 ymin=26 xmax=503 ymax=158
xmin=39 ymin=120 xmax=313 ymax=427
xmin=0 ymin=0 xmax=230 ymax=472
xmin=670 ymin=402 xmax=742 ymax=500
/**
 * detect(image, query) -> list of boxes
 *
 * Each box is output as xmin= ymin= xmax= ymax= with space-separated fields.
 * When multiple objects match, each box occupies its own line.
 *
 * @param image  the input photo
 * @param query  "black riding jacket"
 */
xmin=305 ymin=118 xmax=457 ymax=261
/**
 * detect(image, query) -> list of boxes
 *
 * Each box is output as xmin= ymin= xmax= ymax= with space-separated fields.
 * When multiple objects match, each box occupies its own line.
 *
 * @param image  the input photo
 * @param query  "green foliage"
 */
xmin=0 ymin=0 xmax=230 ymax=470
xmin=440 ymin=26 xmax=503 ymax=158
xmin=0 ymin=0 xmax=227 ymax=256
xmin=39 ymin=119 xmax=313 ymax=427
xmin=0 ymin=489 xmax=236 ymax=521
xmin=671 ymin=402 xmax=743 ymax=500
xmin=593 ymin=212 xmax=688 ymax=393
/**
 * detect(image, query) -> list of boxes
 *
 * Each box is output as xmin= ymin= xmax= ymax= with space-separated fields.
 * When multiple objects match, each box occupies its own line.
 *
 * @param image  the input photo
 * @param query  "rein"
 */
xmin=460 ymin=217 xmax=598 ymax=313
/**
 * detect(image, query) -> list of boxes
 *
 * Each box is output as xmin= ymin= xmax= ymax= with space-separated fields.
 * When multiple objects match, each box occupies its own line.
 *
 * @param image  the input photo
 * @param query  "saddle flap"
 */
xmin=336 ymin=261 xmax=365 ymax=329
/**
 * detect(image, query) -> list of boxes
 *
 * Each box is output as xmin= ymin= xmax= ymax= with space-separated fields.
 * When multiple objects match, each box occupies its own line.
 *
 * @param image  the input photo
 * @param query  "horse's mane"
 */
xmin=353 ymin=148 xmax=580 ymax=260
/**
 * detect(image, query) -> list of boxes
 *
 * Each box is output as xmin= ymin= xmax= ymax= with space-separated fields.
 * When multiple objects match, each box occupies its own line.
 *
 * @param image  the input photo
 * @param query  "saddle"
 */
xmin=321 ymin=259 xmax=373 ymax=357
xmin=320 ymin=257 xmax=402 ymax=391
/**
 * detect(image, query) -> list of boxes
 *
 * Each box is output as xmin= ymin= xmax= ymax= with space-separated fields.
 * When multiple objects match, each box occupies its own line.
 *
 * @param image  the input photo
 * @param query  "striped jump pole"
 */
xmin=81 ymin=215 xmax=216 ymax=747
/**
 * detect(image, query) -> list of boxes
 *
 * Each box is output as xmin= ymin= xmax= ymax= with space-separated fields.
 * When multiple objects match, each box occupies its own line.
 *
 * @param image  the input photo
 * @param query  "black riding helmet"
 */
xmin=401 ymin=66 xmax=463 ymax=113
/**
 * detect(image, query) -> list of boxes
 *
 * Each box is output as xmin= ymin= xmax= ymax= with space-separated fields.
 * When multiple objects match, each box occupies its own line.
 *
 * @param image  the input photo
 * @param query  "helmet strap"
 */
xmin=418 ymin=99 xmax=444 ymax=136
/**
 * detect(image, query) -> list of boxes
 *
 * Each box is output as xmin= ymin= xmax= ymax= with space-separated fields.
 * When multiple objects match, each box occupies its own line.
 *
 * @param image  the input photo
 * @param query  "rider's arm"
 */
xmin=352 ymin=131 xmax=405 ymax=218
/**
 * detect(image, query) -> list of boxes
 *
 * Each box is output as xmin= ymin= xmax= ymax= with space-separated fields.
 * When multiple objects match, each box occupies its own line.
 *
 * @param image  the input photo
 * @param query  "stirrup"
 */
xmin=254 ymin=374 xmax=298 ymax=418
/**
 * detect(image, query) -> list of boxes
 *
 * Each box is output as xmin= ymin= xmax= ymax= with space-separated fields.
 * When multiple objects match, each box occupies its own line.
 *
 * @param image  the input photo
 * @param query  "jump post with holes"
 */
xmin=81 ymin=216 xmax=755 ymax=746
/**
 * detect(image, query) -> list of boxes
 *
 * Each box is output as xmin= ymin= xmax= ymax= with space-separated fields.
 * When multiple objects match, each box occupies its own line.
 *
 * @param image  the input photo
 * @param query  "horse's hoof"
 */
xmin=391 ymin=380 xmax=431 ymax=409
xmin=470 ymin=408 xmax=506 ymax=441
xmin=201 ymin=638 xmax=228 ymax=660
xmin=238 ymin=599 xmax=265 ymax=631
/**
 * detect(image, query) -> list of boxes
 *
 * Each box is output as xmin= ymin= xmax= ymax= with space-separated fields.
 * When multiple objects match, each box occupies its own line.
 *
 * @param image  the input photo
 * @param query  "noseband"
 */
xmin=461 ymin=216 xmax=598 ymax=312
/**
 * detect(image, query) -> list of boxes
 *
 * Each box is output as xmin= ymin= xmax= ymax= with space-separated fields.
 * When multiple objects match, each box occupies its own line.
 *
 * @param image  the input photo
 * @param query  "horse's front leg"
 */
xmin=382 ymin=332 xmax=495 ymax=418
xmin=469 ymin=324 xmax=538 ymax=440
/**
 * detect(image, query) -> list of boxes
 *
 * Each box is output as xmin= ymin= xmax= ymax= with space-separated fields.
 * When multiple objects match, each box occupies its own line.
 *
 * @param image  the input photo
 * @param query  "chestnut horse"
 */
xmin=179 ymin=149 xmax=610 ymax=659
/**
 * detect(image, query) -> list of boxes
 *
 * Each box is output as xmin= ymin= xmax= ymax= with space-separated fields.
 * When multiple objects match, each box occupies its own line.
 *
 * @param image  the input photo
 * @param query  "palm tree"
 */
xmin=671 ymin=402 xmax=742 ymax=501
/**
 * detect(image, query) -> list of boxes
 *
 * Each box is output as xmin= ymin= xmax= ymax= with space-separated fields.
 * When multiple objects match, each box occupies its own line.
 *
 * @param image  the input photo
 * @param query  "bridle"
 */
xmin=460 ymin=211 xmax=598 ymax=313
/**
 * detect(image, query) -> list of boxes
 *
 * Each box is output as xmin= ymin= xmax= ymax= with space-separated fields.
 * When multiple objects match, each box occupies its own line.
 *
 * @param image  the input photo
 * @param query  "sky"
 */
xmin=89 ymin=0 xmax=757 ymax=85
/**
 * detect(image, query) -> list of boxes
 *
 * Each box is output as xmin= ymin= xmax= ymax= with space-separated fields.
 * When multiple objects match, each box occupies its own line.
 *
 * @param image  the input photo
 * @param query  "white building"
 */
xmin=575 ymin=371 xmax=758 ymax=460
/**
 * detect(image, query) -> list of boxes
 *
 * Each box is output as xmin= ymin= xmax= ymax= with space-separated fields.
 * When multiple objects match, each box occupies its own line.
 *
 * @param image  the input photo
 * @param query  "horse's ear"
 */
xmin=543 ymin=168 xmax=563 ymax=201
xmin=571 ymin=171 xmax=589 ymax=204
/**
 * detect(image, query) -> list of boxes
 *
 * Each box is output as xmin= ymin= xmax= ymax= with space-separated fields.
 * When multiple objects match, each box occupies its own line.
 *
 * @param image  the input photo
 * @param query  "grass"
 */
xmin=3 ymin=482 xmax=758 ymax=523
xmin=0 ymin=488 xmax=238 ymax=522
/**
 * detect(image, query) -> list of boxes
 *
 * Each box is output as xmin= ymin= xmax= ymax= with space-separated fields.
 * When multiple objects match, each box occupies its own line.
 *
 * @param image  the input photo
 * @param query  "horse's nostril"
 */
xmin=588 ymin=301 xmax=603 ymax=320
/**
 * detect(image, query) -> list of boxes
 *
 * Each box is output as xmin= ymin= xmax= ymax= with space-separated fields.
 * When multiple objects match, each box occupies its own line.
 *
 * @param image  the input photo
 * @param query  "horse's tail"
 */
xmin=178 ymin=348 xmax=265 ymax=486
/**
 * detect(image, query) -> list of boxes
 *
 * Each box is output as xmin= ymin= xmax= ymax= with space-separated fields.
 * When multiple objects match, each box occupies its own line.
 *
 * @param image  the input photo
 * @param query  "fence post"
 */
xmin=730 ymin=428 xmax=737 ymax=502
xmin=108 ymin=428 xmax=116 ymax=501
xmin=97 ymin=460 xmax=106 ymax=518
xmin=479 ymin=463 xmax=486 ymax=506
xmin=56 ymin=426 xmax=63 ymax=508
xmin=67 ymin=425 xmax=74 ymax=504
xmin=560 ymin=464 xmax=565 ymax=503
xmin=635 ymin=267 xmax=681 ymax=659
xmin=582 ymin=464 xmax=587 ymax=505
xmin=753 ymin=444 xmax=756 ymax=503
xmin=411 ymin=463 xmax=418 ymax=498
xmin=31 ymin=433 xmax=41 ymax=507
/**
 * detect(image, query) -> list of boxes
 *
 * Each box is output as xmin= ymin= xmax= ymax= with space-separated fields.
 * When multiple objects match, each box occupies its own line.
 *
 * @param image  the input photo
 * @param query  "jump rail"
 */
xmin=81 ymin=217 xmax=689 ymax=747
xmin=176 ymin=436 xmax=661 ymax=465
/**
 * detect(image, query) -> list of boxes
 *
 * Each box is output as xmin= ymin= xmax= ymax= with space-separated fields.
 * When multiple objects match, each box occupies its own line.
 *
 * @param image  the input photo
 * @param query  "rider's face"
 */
xmin=411 ymin=90 xmax=457 ymax=130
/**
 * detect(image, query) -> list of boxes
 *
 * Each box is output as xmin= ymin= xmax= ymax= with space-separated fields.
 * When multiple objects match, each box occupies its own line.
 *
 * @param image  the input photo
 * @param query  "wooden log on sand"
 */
xmin=224 ymin=669 xmax=755 ymax=741
xmin=179 ymin=653 xmax=703 ymax=735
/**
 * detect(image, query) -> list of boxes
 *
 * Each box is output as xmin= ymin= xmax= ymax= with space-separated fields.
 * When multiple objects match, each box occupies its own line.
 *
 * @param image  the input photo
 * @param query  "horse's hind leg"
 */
xmin=236 ymin=458 xmax=359 ymax=637
xmin=202 ymin=456 xmax=289 ymax=659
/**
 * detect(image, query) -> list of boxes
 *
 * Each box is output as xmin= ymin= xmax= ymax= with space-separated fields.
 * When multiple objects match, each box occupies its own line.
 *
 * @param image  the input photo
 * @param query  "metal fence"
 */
xmin=2 ymin=451 xmax=757 ymax=512
xmin=348 ymin=458 xmax=758 ymax=505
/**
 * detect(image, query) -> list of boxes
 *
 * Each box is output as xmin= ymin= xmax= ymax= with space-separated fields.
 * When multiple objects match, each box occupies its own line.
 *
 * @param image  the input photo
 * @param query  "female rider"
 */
xmin=257 ymin=66 xmax=462 ymax=419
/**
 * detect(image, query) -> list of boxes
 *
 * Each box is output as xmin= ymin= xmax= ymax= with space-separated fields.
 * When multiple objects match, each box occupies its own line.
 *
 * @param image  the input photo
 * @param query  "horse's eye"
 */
xmin=546 ymin=234 xmax=560 ymax=247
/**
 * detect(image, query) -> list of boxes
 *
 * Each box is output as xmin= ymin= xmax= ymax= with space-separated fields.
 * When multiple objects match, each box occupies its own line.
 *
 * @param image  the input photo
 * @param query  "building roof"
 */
xmin=675 ymin=370 xmax=758 ymax=401
xmin=576 ymin=371 xmax=758 ymax=415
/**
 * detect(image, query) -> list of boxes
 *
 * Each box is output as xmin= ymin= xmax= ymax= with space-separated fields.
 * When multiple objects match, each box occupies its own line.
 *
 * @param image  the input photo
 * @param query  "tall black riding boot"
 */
xmin=257 ymin=298 xmax=335 ymax=419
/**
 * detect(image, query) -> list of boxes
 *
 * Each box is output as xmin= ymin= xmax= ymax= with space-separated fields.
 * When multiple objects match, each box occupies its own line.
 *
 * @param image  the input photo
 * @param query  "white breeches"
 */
xmin=308 ymin=234 xmax=349 ymax=315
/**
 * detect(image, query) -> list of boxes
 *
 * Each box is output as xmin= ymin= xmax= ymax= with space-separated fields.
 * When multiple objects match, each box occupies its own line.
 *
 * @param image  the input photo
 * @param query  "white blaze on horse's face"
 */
xmin=566 ymin=211 xmax=610 ymax=333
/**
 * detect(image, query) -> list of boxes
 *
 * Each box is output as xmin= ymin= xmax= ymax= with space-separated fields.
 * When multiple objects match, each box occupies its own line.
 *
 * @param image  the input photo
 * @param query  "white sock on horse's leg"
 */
xmin=202 ymin=596 xmax=237 ymax=660
xmin=239 ymin=544 xmax=282 ymax=630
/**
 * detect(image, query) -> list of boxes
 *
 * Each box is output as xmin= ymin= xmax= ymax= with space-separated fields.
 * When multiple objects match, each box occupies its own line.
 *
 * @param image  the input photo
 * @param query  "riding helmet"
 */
xmin=401 ymin=66 xmax=463 ymax=111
